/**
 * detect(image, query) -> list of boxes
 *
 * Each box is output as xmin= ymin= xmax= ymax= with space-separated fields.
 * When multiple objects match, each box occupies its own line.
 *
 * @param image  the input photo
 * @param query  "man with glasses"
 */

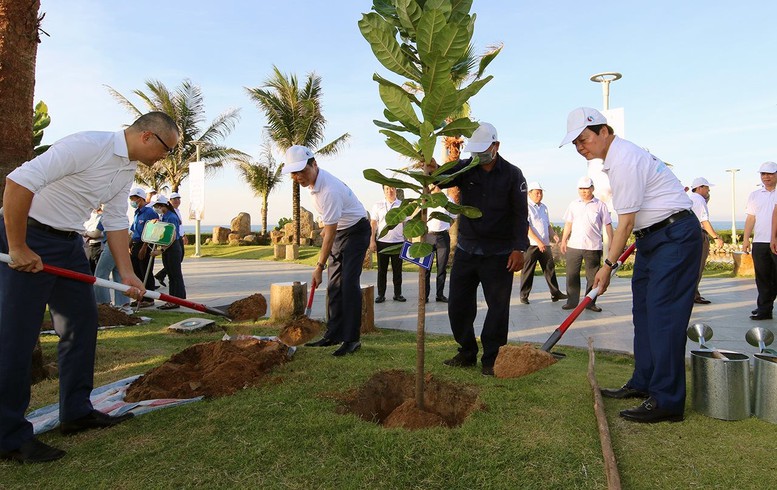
xmin=743 ymin=162 xmax=777 ymax=320
xmin=0 ymin=112 xmax=179 ymax=463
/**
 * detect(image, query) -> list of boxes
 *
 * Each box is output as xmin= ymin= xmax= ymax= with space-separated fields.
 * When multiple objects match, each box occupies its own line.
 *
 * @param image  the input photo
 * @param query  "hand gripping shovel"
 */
xmin=540 ymin=243 xmax=636 ymax=354
xmin=0 ymin=252 xmax=232 ymax=321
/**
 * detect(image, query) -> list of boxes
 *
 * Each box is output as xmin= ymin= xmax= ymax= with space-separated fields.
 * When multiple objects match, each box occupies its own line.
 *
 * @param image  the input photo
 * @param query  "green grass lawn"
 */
xmin=2 ymin=311 xmax=773 ymax=489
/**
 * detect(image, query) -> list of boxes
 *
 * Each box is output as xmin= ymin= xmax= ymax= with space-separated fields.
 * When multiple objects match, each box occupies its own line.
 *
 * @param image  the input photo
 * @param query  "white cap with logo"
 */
xmin=559 ymin=107 xmax=608 ymax=147
xmin=169 ymin=192 xmax=181 ymax=199
xmin=527 ymin=181 xmax=544 ymax=191
xmin=691 ymin=177 xmax=714 ymax=190
xmin=129 ymin=187 xmax=146 ymax=200
xmin=463 ymin=122 xmax=498 ymax=153
xmin=758 ymin=161 xmax=777 ymax=174
xmin=577 ymin=176 xmax=594 ymax=189
xmin=282 ymin=145 xmax=315 ymax=174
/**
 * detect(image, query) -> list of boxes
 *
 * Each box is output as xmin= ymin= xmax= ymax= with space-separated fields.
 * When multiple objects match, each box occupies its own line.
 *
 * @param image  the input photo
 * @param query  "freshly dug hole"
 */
xmin=494 ymin=343 xmax=557 ymax=379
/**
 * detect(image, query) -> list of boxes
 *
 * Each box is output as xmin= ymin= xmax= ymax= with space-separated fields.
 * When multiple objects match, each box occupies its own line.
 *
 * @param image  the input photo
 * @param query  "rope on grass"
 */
xmin=587 ymin=337 xmax=622 ymax=490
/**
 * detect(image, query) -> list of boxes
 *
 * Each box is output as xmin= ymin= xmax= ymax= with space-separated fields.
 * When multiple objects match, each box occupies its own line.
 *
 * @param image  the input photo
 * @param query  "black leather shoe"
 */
xmin=60 ymin=410 xmax=134 ymax=435
xmin=586 ymin=304 xmax=603 ymax=312
xmin=694 ymin=297 xmax=711 ymax=304
xmin=552 ymin=293 xmax=568 ymax=302
xmin=561 ymin=304 xmax=576 ymax=310
xmin=305 ymin=337 xmax=338 ymax=347
xmin=375 ymin=296 xmax=385 ymax=304
xmin=752 ymin=309 xmax=759 ymax=315
xmin=332 ymin=341 xmax=361 ymax=356
xmin=750 ymin=313 xmax=773 ymax=321
xmin=154 ymin=273 xmax=166 ymax=287
xmin=600 ymin=384 xmax=649 ymax=399
xmin=519 ymin=297 xmax=529 ymax=305
xmin=481 ymin=365 xmax=494 ymax=376
xmin=393 ymin=295 xmax=406 ymax=302
xmin=0 ymin=438 xmax=65 ymax=463
xmin=436 ymin=295 xmax=448 ymax=303
xmin=619 ymin=397 xmax=684 ymax=423
xmin=443 ymin=353 xmax=476 ymax=368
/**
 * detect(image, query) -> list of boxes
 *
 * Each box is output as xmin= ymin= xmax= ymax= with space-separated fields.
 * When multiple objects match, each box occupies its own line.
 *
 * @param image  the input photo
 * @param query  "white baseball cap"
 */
xmin=559 ymin=107 xmax=608 ymax=147
xmin=129 ymin=187 xmax=146 ymax=200
xmin=577 ymin=176 xmax=594 ymax=188
xmin=463 ymin=122 xmax=498 ymax=153
xmin=154 ymin=195 xmax=171 ymax=207
xmin=527 ymin=181 xmax=544 ymax=191
xmin=169 ymin=192 xmax=181 ymax=199
xmin=691 ymin=177 xmax=714 ymax=190
xmin=758 ymin=161 xmax=777 ymax=174
xmin=282 ymin=145 xmax=315 ymax=174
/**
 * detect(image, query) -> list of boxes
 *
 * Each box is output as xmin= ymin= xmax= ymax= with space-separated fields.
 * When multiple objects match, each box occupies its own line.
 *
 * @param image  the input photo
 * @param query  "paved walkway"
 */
xmin=176 ymin=257 xmax=769 ymax=357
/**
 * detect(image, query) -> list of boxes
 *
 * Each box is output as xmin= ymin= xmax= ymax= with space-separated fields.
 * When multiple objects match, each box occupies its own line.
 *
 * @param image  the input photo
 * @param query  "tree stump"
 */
xmin=363 ymin=250 xmax=372 ymax=269
xmin=286 ymin=244 xmax=299 ymax=260
xmin=270 ymin=281 xmax=306 ymax=320
xmin=273 ymin=244 xmax=286 ymax=259
xmin=733 ymin=252 xmax=754 ymax=276
xmin=326 ymin=284 xmax=376 ymax=333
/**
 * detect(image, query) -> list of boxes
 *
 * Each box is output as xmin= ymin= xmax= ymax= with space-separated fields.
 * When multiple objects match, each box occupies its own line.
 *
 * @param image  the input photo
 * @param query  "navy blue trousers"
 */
xmin=162 ymin=240 xmax=186 ymax=299
xmin=751 ymin=242 xmax=777 ymax=316
xmin=424 ymin=231 xmax=450 ymax=300
xmin=628 ymin=214 xmax=701 ymax=413
xmin=325 ymin=219 xmax=370 ymax=343
xmin=447 ymin=249 xmax=514 ymax=367
xmin=0 ymin=220 xmax=98 ymax=451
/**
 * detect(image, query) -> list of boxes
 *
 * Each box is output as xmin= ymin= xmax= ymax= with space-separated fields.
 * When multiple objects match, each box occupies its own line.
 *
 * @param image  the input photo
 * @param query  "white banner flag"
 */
xmin=189 ymin=160 xmax=205 ymax=221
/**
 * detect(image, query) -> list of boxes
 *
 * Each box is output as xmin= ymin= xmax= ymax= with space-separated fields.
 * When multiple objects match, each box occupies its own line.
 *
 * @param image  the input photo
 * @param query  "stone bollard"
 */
xmin=270 ymin=281 xmax=306 ymax=321
xmin=286 ymin=243 xmax=300 ymax=260
xmin=274 ymin=244 xmax=286 ymax=259
xmin=733 ymin=251 xmax=754 ymax=276
xmin=326 ymin=284 xmax=376 ymax=333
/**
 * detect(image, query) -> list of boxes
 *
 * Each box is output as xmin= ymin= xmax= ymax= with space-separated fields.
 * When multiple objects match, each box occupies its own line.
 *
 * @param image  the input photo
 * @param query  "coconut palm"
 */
xmin=237 ymin=133 xmax=284 ymax=235
xmin=245 ymin=66 xmax=350 ymax=245
xmin=107 ymin=79 xmax=251 ymax=193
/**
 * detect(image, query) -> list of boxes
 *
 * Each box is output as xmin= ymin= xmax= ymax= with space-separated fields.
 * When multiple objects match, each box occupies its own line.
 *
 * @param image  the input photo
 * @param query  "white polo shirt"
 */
xmin=745 ymin=186 xmax=777 ymax=243
xmin=527 ymin=200 xmax=552 ymax=246
xmin=427 ymin=206 xmax=453 ymax=233
xmin=309 ymin=168 xmax=367 ymax=230
xmin=603 ymin=136 xmax=691 ymax=230
xmin=7 ymin=130 xmax=136 ymax=233
xmin=563 ymin=197 xmax=611 ymax=250
xmin=689 ymin=191 xmax=710 ymax=225
xmin=370 ymin=199 xmax=405 ymax=243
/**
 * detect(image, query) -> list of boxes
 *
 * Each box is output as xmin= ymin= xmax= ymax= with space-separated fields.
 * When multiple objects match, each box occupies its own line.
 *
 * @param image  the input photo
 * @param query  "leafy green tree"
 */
xmin=245 ymin=66 xmax=350 ymax=245
xmin=107 ymin=79 xmax=251 ymax=192
xmin=237 ymin=133 xmax=284 ymax=235
xmin=359 ymin=0 xmax=499 ymax=409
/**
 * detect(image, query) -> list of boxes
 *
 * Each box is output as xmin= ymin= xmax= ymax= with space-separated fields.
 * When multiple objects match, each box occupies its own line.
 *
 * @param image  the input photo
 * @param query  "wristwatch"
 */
xmin=604 ymin=258 xmax=615 ymax=268
xmin=316 ymin=261 xmax=326 ymax=269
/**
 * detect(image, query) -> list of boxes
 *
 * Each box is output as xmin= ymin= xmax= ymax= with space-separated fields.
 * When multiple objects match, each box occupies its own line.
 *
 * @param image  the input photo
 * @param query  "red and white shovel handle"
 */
xmin=305 ymin=279 xmax=316 ymax=317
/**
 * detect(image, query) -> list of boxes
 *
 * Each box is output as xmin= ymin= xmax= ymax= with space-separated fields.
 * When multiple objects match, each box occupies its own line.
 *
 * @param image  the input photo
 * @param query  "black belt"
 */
xmin=431 ymin=230 xmax=449 ymax=235
xmin=633 ymin=209 xmax=693 ymax=239
xmin=26 ymin=217 xmax=81 ymax=239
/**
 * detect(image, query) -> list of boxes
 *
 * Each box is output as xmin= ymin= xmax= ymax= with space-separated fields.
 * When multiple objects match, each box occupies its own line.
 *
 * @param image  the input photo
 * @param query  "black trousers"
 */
xmin=156 ymin=237 xmax=184 ymax=282
xmin=447 ymin=249 xmax=514 ymax=368
xmin=425 ymin=231 xmax=450 ymax=300
xmin=565 ymin=247 xmax=602 ymax=306
xmin=752 ymin=242 xmax=777 ymax=315
xmin=325 ymin=219 xmax=371 ymax=343
xmin=376 ymin=240 xmax=403 ymax=298
xmin=162 ymin=240 xmax=186 ymax=299
xmin=519 ymin=245 xmax=563 ymax=300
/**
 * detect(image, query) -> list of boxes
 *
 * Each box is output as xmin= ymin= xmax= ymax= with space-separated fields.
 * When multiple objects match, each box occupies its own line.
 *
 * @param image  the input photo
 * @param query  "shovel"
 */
xmin=305 ymin=279 xmax=317 ymax=317
xmin=540 ymin=243 xmax=636 ymax=354
xmin=0 ymin=252 xmax=232 ymax=320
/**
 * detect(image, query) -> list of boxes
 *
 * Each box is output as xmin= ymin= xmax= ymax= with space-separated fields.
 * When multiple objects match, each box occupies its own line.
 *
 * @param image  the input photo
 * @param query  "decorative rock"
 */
xmin=274 ymin=244 xmax=286 ymax=259
xmin=270 ymin=230 xmax=284 ymax=244
xmin=212 ymin=226 xmax=230 ymax=245
xmin=733 ymin=252 xmax=754 ymax=276
xmin=231 ymin=212 xmax=251 ymax=236
xmin=270 ymin=281 xmax=306 ymax=321
xmin=286 ymin=244 xmax=299 ymax=260
xmin=242 ymin=234 xmax=257 ymax=245
xmin=228 ymin=233 xmax=241 ymax=246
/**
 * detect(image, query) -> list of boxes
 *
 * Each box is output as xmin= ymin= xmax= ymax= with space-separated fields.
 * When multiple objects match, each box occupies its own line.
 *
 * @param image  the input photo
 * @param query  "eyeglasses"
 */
xmin=151 ymin=132 xmax=174 ymax=154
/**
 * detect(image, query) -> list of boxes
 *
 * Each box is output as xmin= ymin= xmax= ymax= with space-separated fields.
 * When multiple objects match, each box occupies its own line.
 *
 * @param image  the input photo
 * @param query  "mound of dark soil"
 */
xmin=227 ymin=293 xmax=267 ymax=322
xmin=277 ymin=316 xmax=324 ymax=346
xmin=493 ymin=344 xmax=557 ymax=379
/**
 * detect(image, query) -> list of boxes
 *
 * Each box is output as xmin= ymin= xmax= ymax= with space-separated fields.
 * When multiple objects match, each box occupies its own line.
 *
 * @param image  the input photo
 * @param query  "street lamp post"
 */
xmin=590 ymin=72 xmax=622 ymax=110
xmin=726 ymin=168 xmax=740 ymax=246
xmin=192 ymin=141 xmax=203 ymax=258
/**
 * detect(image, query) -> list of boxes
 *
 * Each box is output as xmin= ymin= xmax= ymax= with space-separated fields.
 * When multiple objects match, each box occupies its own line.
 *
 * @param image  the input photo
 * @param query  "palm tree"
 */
xmin=107 ymin=79 xmax=251 ymax=192
xmin=236 ymin=133 xmax=284 ymax=235
xmin=245 ymin=66 xmax=350 ymax=245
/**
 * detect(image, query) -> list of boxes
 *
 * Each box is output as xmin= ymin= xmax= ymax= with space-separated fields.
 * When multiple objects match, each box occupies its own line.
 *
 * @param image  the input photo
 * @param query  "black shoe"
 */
xmin=60 ymin=410 xmax=134 ymax=435
xmin=552 ymin=293 xmax=568 ymax=302
xmin=375 ymin=296 xmax=385 ymax=304
xmin=619 ymin=397 xmax=684 ymax=423
xmin=561 ymin=304 xmax=576 ymax=310
xmin=586 ymin=304 xmax=603 ymax=312
xmin=519 ymin=297 xmax=530 ymax=305
xmin=393 ymin=295 xmax=406 ymax=302
xmin=481 ymin=365 xmax=495 ymax=376
xmin=425 ymin=297 xmax=429 ymax=303
xmin=600 ymin=384 xmax=649 ymax=399
xmin=332 ymin=341 xmax=361 ymax=356
xmin=305 ymin=337 xmax=338 ymax=347
xmin=750 ymin=313 xmax=773 ymax=321
xmin=436 ymin=295 xmax=448 ymax=303
xmin=154 ymin=273 xmax=166 ymax=287
xmin=0 ymin=438 xmax=66 ymax=463
xmin=443 ymin=352 xmax=477 ymax=368
xmin=694 ymin=297 xmax=711 ymax=304
xmin=752 ymin=309 xmax=759 ymax=315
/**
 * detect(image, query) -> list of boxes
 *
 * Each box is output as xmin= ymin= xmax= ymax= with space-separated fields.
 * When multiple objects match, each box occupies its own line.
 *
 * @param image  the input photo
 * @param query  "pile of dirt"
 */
xmin=124 ymin=337 xmax=288 ymax=401
xmin=227 ymin=293 xmax=267 ymax=322
xmin=335 ymin=369 xmax=482 ymax=430
xmin=493 ymin=344 xmax=557 ymax=379
xmin=97 ymin=304 xmax=143 ymax=327
xmin=277 ymin=316 xmax=324 ymax=346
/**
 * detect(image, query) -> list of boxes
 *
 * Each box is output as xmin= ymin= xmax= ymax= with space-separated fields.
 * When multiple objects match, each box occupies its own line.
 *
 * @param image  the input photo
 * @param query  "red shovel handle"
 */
xmin=305 ymin=279 xmax=316 ymax=316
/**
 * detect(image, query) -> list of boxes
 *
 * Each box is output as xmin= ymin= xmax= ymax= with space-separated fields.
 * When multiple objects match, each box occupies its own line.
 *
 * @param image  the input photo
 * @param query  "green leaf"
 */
xmin=378 ymin=83 xmax=421 ymax=131
xmin=428 ymin=191 xmax=449 ymax=207
xmin=435 ymin=158 xmax=480 ymax=186
xmin=377 ymin=242 xmax=404 ymax=255
xmin=363 ymin=169 xmax=423 ymax=192
xmin=476 ymin=43 xmax=503 ymax=79
xmin=455 ymin=75 xmax=493 ymax=110
xmin=390 ymin=167 xmax=438 ymax=187
xmin=395 ymin=0 xmax=422 ymax=38
xmin=449 ymin=0 xmax=474 ymax=23
xmin=445 ymin=202 xmax=482 ymax=218
xmin=379 ymin=129 xmax=422 ymax=161
xmin=386 ymin=201 xmax=419 ymax=225
xmin=403 ymin=217 xmax=428 ymax=239
xmin=408 ymin=241 xmax=434 ymax=258
xmin=373 ymin=73 xmax=421 ymax=105
xmin=429 ymin=211 xmax=454 ymax=223
xmin=435 ymin=117 xmax=478 ymax=138
xmin=372 ymin=0 xmax=396 ymax=18
xmin=418 ymin=121 xmax=436 ymax=167
xmin=420 ymin=53 xmax=458 ymax=127
xmin=373 ymin=119 xmax=411 ymax=133
xmin=358 ymin=13 xmax=422 ymax=82
xmin=423 ymin=0 xmax=452 ymax=18
xmin=416 ymin=8 xmax=448 ymax=60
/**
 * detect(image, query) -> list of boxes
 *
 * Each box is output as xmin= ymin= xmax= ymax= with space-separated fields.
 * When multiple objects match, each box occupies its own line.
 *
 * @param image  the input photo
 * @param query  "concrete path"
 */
xmin=175 ymin=257 xmax=770 ymax=357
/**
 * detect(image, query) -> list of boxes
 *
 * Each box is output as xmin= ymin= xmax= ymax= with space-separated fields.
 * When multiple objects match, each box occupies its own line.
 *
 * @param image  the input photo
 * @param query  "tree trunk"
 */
xmin=0 ymin=0 xmax=41 ymax=206
xmin=261 ymin=193 xmax=268 ymax=235
xmin=292 ymin=181 xmax=300 ymax=245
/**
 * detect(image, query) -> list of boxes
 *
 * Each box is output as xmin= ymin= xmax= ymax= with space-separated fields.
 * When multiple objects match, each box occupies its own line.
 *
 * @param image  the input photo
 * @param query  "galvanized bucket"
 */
xmin=691 ymin=350 xmax=751 ymax=421
xmin=752 ymin=353 xmax=777 ymax=424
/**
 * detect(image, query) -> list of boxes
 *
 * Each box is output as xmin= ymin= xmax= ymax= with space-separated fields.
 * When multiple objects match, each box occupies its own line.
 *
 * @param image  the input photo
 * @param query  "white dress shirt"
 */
xmin=745 ymin=186 xmax=777 ymax=243
xmin=309 ymin=168 xmax=367 ymax=230
xmin=563 ymin=197 xmax=611 ymax=250
xmin=527 ymin=200 xmax=551 ymax=246
xmin=370 ymin=199 xmax=405 ymax=243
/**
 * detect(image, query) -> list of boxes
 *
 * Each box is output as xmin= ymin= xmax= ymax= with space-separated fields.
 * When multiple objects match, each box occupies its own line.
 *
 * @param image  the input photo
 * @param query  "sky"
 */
xmin=33 ymin=0 xmax=777 ymax=228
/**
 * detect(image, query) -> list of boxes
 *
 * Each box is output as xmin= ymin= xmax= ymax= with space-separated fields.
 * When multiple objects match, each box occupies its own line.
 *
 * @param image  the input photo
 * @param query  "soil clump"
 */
xmin=125 ymin=337 xmax=288 ymax=401
xmin=277 ymin=316 xmax=324 ymax=346
xmin=227 ymin=293 xmax=267 ymax=322
xmin=493 ymin=344 xmax=557 ymax=379
xmin=40 ymin=304 xmax=142 ymax=331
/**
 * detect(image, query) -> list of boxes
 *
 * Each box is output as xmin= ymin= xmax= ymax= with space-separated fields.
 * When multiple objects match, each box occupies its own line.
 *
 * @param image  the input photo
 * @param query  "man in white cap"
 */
xmin=282 ymin=146 xmax=370 ymax=356
xmin=519 ymin=181 xmax=566 ymax=304
xmin=559 ymin=176 xmax=613 ymax=312
xmin=688 ymin=177 xmax=724 ymax=304
xmin=560 ymin=107 xmax=700 ymax=423
xmin=435 ymin=122 xmax=529 ymax=376
xmin=743 ymin=162 xmax=777 ymax=320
